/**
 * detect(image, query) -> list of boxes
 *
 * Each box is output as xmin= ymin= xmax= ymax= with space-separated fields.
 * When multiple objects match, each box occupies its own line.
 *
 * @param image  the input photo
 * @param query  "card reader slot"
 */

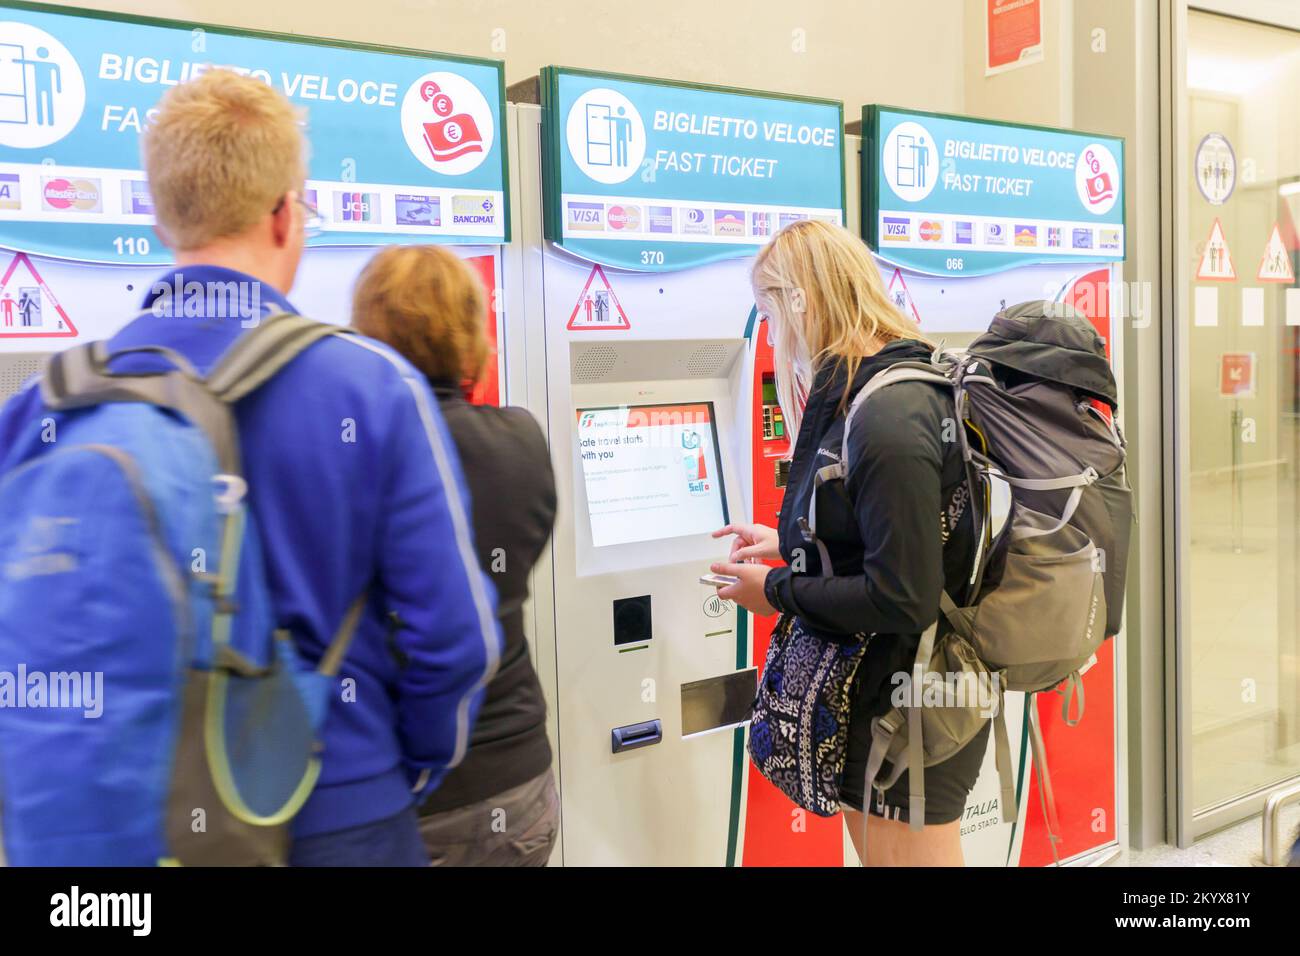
xmin=611 ymin=719 xmax=663 ymax=753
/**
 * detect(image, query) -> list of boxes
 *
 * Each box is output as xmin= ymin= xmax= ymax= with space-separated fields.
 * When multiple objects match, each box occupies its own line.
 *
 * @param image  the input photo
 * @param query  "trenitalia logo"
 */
xmin=41 ymin=177 xmax=102 ymax=212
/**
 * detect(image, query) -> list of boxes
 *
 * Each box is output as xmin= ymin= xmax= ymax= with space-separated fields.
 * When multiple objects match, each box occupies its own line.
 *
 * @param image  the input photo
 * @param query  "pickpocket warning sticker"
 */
xmin=567 ymin=263 xmax=631 ymax=330
xmin=0 ymin=252 xmax=77 ymax=337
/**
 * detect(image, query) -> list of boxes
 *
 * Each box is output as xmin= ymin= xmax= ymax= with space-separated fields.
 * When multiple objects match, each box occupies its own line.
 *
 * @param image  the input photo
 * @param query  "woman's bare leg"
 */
xmin=842 ymin=808 xmax=965 ymax=867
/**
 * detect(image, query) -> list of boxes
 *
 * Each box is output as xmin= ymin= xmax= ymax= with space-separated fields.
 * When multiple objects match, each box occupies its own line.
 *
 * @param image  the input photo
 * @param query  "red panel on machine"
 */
xmin=741 ymin=316 xmax=845 ymax=866
xmin=463 ymin=254 xmax=500 ymax=407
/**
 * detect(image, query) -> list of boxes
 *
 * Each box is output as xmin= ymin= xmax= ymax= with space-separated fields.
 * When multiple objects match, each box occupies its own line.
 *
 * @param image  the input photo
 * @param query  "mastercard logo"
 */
xmin=607 ymin=205 xmax=641 ymax=231
xmin=43 ymin=177 xmax=103 ymax=212
xmin=919 ymin=220 xmax=943 ymax=242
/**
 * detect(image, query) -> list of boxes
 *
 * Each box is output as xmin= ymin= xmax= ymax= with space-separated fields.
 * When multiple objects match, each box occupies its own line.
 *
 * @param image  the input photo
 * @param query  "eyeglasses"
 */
xmin=273 ymin=193 xmax=324 ymax=239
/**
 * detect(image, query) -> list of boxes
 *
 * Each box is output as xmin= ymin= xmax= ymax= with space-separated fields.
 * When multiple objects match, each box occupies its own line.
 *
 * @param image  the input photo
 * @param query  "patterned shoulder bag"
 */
xmin=747 ymin=614 xmax=868 ymax=816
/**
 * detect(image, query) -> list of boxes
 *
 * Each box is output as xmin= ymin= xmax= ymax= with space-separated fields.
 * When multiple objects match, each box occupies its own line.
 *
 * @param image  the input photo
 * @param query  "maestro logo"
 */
xmin=882 ymin=120 xmax=938 ymax=203
xmin=1076 ymin=142 xmax=1119 ymax=215
xmin=400 ymin=71 xmax=494 ymax=176
xmin=565 ymin=87 xmax=645 ymax=185
xmin=0 ymin=22 xmax=86 ymax=149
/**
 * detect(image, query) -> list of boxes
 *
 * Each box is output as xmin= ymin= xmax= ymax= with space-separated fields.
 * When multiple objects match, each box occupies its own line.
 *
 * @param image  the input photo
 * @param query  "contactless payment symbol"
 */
xmin=400 ymin=71 xmax=493 ymax=176
xmin=1076 ymin=143 xmax=1119 ymax=216
xmin=0 ymin=22 xmax=86 ymax=149
xmin=566 ymin=88 xmax=645 ymax=185
xmin=882 ymin=121 xmax=937 ymax=203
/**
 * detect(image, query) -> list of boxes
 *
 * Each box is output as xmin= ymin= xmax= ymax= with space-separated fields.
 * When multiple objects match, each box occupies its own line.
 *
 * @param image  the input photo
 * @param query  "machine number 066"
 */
xmin=945 ymin=257 xmax=965 ymax=272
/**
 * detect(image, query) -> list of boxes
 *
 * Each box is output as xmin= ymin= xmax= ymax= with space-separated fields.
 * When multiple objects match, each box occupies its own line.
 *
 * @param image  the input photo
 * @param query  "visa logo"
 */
xmin=571 ymin=209 xmax=600 ymax=222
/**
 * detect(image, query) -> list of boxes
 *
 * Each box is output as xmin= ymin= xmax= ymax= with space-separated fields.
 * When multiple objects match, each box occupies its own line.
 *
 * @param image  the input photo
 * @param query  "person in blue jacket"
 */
xmin=0 ymin=69 xmax=502 ymax=866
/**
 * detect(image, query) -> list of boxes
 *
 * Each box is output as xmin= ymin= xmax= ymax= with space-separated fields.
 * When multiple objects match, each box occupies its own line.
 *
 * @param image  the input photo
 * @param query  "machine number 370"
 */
xmin=640 ymin=250 xmax=665 ymax=266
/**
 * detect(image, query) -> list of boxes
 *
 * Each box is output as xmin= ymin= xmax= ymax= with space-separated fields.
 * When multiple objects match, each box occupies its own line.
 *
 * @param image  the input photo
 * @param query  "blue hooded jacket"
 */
xmin=0 ymin=265 xmax=503 ymax=838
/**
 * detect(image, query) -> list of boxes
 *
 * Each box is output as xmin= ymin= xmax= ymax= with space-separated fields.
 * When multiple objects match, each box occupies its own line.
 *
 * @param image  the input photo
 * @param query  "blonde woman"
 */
xmin=712 ymin=220 xmax=988 ymax=866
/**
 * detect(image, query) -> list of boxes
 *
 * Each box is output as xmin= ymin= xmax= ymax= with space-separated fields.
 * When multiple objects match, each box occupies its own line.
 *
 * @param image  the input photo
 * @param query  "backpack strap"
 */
xmin=42 ymin=340 xmax=242 ymax=476
xmin=205 ymin=312 xmax=355 ymax=403
xmin=800 ymin=361 xmax=955 ymax=572
xmin=1027 ymin=695 xmax=1064 ymax=865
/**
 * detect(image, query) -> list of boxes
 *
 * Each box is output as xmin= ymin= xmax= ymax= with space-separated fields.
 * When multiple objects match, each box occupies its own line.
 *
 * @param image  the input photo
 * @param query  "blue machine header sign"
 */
xmin=863 ymin=105 xmax=1125 ymax=276
xmin=542 ymin=67 xmax=844 ymax=272
xmin=0 ymin=2 xmax=508 ymax=264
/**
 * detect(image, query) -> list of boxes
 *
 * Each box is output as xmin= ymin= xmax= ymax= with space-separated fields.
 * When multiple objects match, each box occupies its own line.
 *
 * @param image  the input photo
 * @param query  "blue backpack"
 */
xmin=0 ymin=314 xmax=363 ymax=866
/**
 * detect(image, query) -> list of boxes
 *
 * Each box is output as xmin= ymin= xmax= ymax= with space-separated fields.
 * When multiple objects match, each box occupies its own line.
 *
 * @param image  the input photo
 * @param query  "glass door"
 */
xmin=1172 ymin=4 xmax=1300 ymax=841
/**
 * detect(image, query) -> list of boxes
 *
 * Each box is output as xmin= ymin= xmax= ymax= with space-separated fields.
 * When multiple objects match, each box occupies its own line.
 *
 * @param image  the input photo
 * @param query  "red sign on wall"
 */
xmin=987 ymin=0 xmax=1044 ymax=76
xmin=1219 ymin=352 xmax=1256 ymax=399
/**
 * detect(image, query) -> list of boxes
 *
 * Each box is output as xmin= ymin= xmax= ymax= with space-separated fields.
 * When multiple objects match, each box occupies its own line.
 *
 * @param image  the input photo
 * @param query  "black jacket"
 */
xmin=419 ymin=382 xmax=557 ymax=813
xmin=763 ymin=340 xmax=977 ymax=701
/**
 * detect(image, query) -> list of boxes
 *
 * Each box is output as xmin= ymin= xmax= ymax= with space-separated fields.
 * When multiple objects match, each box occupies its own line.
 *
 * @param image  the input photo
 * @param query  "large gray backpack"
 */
xmin=808 ymin=301 xmax=1132 ymax=860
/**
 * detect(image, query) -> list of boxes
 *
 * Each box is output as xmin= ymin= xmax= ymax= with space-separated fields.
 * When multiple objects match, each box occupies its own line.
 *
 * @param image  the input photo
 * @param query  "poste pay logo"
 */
xmin=0 ymin=22 xmax=87 ymax=150
xmin=1075 ymin=142 xmax=1119 ymax=216
xmin=882 ymin=120 xmax=938 ymax=203
xmin=400 ymin=71 xmax=494 ymax=176
xmin=566 ymin=87 xmax=646 ymax=185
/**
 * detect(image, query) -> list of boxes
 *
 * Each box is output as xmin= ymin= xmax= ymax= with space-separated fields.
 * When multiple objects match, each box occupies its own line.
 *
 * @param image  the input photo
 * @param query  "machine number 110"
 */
xmin=114 ymin=236 xmax=152 ymax=256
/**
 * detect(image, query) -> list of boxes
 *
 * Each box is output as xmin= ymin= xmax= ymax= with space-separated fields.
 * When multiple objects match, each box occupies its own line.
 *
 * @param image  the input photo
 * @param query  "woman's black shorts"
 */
xmin=838 ymin=639 xmax=991 ymax=825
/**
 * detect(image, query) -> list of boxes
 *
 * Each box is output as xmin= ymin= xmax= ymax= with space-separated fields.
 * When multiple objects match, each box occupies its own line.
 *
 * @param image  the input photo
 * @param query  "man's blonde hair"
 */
xmin=751 ymin=219 xmax=931 ymax=443
xmin=352 ymin=245 xmax=490 ymax=386
xmin=142 ymin=69 xmax=306 ymax=251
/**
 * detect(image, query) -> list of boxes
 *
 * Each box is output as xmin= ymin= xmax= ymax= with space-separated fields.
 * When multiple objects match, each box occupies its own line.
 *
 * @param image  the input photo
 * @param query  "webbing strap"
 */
xmin=42 ymin=344 xmax=242 ymax=476
xmin=318 ymin=593 xmax=369 ymax=677
xmin=992 ymin=701 xmax=1016 ymax=823
xmin=862 ymin=708 xmax=904 ymax=862
xmin=1060 ymin=671 xmax=1086 ymax=726
xmin=1027 ymin=696 xmax=1064 ymax=865
xmin=907 ymin=621 xmax=938 ymax=832
xmin=206 ymin=312 xmax=355 ymax=402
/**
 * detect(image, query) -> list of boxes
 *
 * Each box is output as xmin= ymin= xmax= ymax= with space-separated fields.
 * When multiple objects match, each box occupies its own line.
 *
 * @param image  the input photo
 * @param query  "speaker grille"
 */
xmin=685 ymin=344 xmax=729 ymax=377
xmin=0 ymin=354 xmax=48 ymax=401
xmin=573 ymin=344 xmax=619 ymax=383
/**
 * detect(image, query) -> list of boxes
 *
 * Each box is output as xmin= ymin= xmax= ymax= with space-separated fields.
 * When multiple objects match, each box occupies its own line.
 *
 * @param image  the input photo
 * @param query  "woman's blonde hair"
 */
xmin=352 ymin=245 xmax=490 ymax=385
xmin=751 ymin=219 xmax=930 ymax=442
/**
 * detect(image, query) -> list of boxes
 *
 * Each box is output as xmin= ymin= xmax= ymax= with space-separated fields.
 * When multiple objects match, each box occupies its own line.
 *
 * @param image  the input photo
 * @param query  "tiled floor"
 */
xmin=1116 ymin=801 xmax=1300 ymax=867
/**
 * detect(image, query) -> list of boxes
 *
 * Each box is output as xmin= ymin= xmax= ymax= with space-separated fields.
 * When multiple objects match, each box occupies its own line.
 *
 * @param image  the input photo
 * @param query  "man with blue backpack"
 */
xmin=0 ymin=69 xmax=502 ymax=866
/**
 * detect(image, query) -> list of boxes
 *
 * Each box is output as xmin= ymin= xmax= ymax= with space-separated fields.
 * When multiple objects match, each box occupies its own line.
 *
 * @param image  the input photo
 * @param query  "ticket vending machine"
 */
xmin=859 ymin=105 xmax=1129 ymax=867
xmin=517 ymin=68 xmax=847 ymax=865
xmin=0 ymin=6 xmax=512 ymax=409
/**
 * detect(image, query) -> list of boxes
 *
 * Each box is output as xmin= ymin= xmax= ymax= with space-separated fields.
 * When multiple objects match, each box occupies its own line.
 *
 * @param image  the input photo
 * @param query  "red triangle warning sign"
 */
xmin=1257 ymin=222 xmax=1294 ymax=283
xmin=0 ymin=252 xmax=77 ymax=338
xmin=887 ymin=268 xmax=921 ymax=325
xmin=567 ymin=264 xmax=630 ymax=330
xmin=1197 ymin=218 xmax=1236 ymax=282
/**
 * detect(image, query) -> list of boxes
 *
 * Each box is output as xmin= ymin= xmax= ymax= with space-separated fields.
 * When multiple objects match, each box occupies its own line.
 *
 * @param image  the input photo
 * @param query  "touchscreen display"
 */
xmin=576 ymin=402 xmax=728 ymax=548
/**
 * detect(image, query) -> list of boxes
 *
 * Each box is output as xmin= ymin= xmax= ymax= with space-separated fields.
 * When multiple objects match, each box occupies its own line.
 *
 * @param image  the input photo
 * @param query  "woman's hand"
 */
xmin=711 ymin=522 xmax=780 ymax=563
xmin=710 ymin=561 xmax=776 ymax=617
